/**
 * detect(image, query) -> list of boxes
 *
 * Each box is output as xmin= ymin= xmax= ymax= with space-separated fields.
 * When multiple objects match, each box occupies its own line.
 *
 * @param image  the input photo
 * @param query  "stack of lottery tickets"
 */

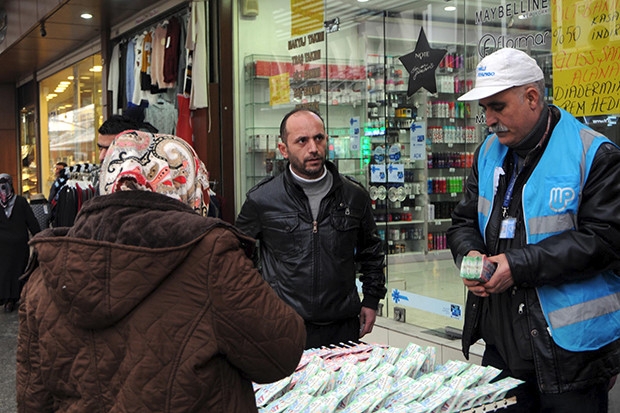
xmin=254 ymin=342 xmax=522 ymax=413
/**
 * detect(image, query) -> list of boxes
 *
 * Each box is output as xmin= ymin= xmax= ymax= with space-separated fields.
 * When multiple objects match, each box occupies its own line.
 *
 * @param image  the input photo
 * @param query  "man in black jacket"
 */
xmin=447 ymin=48 xmax=620 ymax=412
xmin=236 ymin=108 xmax=386 ymax=349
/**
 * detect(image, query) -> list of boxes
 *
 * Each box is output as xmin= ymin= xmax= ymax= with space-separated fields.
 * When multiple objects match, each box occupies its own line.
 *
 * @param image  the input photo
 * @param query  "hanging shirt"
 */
xmin=163 ymin=16 xmax=181 ymax=84
xmin=130 ymin=33 xmax=145 ymax=105
xmin=140 ymin=31 xmax=153 ymax=91
xmin=151 ymin=24 xmax=175 ymax=90
xmin=186 ymin=1 xmax=209 ymax=109
xmin=107 ymin=43 xmax=121 ymax=114
xmin=125 ymin=38 xmax=136 ymax=105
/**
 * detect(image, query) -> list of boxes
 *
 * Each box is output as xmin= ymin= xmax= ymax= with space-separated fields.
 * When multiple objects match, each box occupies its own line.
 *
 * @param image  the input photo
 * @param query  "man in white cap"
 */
xmin=448 ymin=47 xmax=620 ymax=412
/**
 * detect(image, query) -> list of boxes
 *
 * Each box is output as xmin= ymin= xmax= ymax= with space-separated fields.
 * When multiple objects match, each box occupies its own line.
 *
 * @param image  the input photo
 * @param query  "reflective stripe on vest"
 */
xmin=477 ymin=106 xmax=620 ymax=351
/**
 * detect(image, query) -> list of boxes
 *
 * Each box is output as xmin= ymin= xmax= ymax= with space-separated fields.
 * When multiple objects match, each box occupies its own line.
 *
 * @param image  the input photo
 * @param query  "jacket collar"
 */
xmin=282 ymin=160 xmax=342 ymax=194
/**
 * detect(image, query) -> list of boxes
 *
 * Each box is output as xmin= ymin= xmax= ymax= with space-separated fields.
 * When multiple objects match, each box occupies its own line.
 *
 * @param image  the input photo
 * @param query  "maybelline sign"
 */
xmin=473 ymin=1 xmax=551 ymax=57
xmin=474 ymin=0 xmax=550 ymax=25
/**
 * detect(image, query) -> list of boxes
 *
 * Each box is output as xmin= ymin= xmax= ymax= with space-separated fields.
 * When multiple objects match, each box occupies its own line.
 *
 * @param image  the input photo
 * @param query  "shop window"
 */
xmin=39 ymin=54 xmax=103 ymax=197
xmin=237 ymin=0 xmax=619 ymax=335
xmin=19 ymin=107 xmax=38 ymax=197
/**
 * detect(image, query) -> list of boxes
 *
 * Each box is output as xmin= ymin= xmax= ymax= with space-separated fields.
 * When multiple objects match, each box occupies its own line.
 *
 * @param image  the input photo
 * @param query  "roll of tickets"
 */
xmin=460 ymin=256 xmax=497 ymax=283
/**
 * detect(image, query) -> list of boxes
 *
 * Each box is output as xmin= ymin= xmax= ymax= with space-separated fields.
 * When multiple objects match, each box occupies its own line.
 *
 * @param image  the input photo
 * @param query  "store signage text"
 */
xmin=474 ymin=0 xmax=549 ymax=24
xmin=554 ymin=45 xmax=620 ymax=114
xmin=287 ymin=29 xmax=326 ymax=106
xmin=477 ymin=30 xmax=551 ymax=57
xmin=552 ymin=0 xmax=620 ymax=116
xmin=292 ymin=84 xmax=321 ymax=98
xmin=288 ymin=31 xmax=325 ymax=50
xmin=291 ymin=50 xmax=322 ymax=65
xmin=553 ymin=0 xmax=617 ymax=23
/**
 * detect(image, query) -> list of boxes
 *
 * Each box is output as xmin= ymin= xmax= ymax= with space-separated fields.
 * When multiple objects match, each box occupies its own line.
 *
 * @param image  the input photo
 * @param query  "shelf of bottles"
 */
xmin=364 ymin=49 xmax=483 ymax=258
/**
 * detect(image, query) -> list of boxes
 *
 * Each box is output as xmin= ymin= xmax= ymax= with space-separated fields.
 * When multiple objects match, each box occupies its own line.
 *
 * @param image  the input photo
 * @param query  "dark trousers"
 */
xmin=483 ymin=344 xmax=609 ymax=413
xmin=304 ymin=317 xmax=360 ymax=349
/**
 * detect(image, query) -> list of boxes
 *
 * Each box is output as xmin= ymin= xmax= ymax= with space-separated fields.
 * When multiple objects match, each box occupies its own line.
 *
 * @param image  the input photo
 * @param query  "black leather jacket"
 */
xmin=236 ymin=161 xmax=386 ymax=323
xmin=447 ymin=107 xmax=620 ymax=393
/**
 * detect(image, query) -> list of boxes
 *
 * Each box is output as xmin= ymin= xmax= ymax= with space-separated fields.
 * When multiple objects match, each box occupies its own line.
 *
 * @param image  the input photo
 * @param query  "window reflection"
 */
xmin=39 ymin=54 xmax=103 ymax=197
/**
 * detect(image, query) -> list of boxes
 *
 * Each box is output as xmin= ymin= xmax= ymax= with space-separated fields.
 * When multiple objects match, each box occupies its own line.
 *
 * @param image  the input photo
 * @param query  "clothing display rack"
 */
xmin=52 ymin=163 xmax=98 ymax=227
xmin=107 ymin=2 xmax=208 ymax=144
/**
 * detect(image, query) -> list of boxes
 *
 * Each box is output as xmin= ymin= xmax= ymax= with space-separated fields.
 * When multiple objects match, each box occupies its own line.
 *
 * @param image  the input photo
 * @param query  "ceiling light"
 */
xmin=357 ymin=0 xmax=369 ymax=2
xmin=444 ymin=6 xmax=456 ymax=11
xmin=81 ymin=13 xmax=93 ymax=20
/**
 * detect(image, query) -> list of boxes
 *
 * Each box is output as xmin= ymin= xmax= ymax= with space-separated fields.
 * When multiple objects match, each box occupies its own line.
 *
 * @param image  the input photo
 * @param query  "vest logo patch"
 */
xmin=549 ymin=187 xmax=576 ymax=212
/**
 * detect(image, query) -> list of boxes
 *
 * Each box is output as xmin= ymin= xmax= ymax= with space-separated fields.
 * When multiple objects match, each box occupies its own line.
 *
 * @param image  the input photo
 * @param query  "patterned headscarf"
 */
xmin=0 ymin=173 xmax=16 ymax=218
xmin=99 ymin=131 xmax=210 ymax=216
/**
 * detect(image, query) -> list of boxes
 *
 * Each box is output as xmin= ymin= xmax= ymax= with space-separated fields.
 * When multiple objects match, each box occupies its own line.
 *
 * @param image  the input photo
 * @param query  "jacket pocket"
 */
xmin=330 ymin=203 xmax=362 ymax=258
xmin=262 ymin=213 xmax=301 ymax=259
xmin=514 ymin=297 xmax=534 ymax=361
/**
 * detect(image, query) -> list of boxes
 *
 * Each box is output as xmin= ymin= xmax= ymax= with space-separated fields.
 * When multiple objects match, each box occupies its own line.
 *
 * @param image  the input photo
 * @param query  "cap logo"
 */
xmin=476 ymin=65 xmax=495 ymax=77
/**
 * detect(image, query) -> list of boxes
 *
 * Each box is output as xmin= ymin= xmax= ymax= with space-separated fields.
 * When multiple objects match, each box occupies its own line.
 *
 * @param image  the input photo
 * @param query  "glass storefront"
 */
xmin=235 ymin=0 xmax=620 ymax=334
xmin=19 ymin=106 xmax=38 ymax=197
xmin=39 ymin=53 xmax=103 ymax=197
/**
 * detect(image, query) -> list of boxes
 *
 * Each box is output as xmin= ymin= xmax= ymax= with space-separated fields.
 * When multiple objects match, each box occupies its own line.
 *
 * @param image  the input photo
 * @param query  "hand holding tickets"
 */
xmin=460 ymin=256 xmax=497 ymax=283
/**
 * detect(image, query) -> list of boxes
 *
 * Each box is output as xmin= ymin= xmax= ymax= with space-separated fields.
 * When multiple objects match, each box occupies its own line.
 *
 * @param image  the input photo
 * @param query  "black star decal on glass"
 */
xmin=398 ymin=27 xmax=447 ymax=96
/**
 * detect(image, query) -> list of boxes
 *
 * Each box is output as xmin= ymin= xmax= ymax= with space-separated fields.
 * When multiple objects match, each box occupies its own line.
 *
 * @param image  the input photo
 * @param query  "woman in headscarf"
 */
xmin=17 ymin=131 xmax=305 ymax=413
xmin=0 ymin=173 xmax=40 ymax=313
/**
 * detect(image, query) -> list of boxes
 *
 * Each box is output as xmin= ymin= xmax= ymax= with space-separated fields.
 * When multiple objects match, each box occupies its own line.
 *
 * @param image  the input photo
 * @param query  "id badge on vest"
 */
xmin=500 ymin=152 xmax=521 ymax=239
xmin=500 ymin=217 xmax=517 ymax=239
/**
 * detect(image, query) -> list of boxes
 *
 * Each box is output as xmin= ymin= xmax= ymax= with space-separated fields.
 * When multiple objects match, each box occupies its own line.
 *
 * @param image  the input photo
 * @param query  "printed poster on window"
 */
xmin=349 ymin=116 xmax=360 ymax=152
xmin=291 ymin=0 xmax=324 ymax=37
xmin=269 ymin=72 xmax=291 ymax=106
xmin=370 ymin=164 xmax=386 ymax=183
xmin=410 ymin=121 xmax=426 ymax=161
xmin=552 ymin=0 xmax=620 ymax=116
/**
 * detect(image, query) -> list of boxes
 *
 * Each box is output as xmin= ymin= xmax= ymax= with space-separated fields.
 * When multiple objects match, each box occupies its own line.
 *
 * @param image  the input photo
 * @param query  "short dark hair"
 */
xmin=98 ymin=115 xmax=142 ymax=135
xmin=56 ymin=162 xmax=68 ymax=168
xmin=279 ymin=108 xmax=325 ymax=142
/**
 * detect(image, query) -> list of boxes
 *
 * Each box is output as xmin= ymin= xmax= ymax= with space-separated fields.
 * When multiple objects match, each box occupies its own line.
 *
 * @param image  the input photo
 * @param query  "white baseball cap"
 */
xmin=458 ymin=48 xmax=544 ymax=101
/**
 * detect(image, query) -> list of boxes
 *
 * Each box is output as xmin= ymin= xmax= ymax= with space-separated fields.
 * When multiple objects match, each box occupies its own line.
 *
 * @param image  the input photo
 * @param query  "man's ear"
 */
xmin=277 ymin=141 xmax=288 ymax=159
xmin=525 ymin=86 xmax=540 ymax=108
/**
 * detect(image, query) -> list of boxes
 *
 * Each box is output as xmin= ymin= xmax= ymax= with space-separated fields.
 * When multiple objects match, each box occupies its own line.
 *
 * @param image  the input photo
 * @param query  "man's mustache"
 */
xmin=489 ymin=123 xmax=509 ymax=134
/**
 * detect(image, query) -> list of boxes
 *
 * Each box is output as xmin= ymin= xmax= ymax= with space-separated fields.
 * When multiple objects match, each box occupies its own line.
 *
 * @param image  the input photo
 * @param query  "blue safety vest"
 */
xmin=477 ymin=106 xmax=620 ymax=351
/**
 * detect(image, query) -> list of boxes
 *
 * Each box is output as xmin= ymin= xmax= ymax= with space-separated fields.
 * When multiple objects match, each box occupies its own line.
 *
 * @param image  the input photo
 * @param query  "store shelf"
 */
xmin=243 ymin=54 xmax=370 ymax=190
xmin=363 ymin=39 xmax=484 ymax=258
xmin=244 ymin=38 xmax=546 ymax=256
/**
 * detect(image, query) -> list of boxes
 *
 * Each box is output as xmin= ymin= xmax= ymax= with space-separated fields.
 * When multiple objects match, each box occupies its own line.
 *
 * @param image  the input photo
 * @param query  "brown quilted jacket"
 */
xmin=17 ymin=191 xmax=305 ymax=412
